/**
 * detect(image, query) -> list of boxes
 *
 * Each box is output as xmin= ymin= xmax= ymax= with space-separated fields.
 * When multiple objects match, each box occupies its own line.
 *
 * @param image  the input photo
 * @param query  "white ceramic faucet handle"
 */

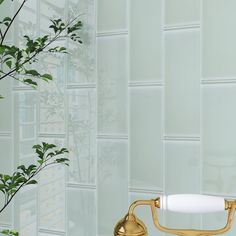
xmin=160 ymin=194 xmax=225 ymax=213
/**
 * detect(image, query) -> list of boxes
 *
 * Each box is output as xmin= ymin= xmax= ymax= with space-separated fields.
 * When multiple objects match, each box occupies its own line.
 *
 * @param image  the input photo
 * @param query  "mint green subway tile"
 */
xmin=202 ymin=0 xmax=236 ymax=77
xmin=165 ymin=141 xmax=200 ymax=194
xmin=98 ymin=140 xmax=128 ymax=235
xmin=130 ymin=0 xmax=163 ymax=81
xmin=67 ymin=188 xmax=96 ymax=236
xmin=97 ymin=0 xmax=127 ymax=32
xmin=165 ymin=30 xmax=200 ymax=136
xmin=165 ymin=0 xmax=200 ymax=25
xmin=98 ymin=36 xmax=128 ymax=134
xmin=202 ymin=85 xmax=236 ymax=195
xmin=130 ymin=87 xmax=163 ymax=190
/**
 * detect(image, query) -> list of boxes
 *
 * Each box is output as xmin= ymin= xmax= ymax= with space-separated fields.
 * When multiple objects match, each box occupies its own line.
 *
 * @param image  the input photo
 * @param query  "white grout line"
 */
xmin=129 ymin=187 xmax=163 ymax=195
xmin=128 ymin=81 xmax=164 ymax=87
xmin=0 ymin=132 xmax=12 ymax=137
xmin=67 ymin=83 xmax=97 ymax=89
xmin=67 ymin=183 xmax=97 ymax=189
xmin=164 ymin=136 xmax=201 ymax=141
xmin=201 ymin=78 xmax=236 ymax=84
xmin=164 ymin=23 xmax=200 ymax=31
xmin=38 ymin=133 xmax=66 ymax=139
xmin=97 ymin=134 xmax=128 ymax=140
xmin=38 ymin=228 xmax=66 ymax=235
xmin=96 ymin=30 xmax=128 ymax=37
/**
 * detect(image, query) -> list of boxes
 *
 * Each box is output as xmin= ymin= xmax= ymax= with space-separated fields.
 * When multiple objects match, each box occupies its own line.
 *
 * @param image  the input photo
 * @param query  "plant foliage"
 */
xmin=0 ymin=0 xmax=83 ymax=235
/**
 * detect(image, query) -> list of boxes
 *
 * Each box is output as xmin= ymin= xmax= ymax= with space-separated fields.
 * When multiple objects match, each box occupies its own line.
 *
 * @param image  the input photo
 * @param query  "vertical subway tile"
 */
xmin=165 ymin=141 xmax=200 ymax=194
xmin=67 ymin=188 xmax=96 ymax=236
xmin=0 ymin=138 xmax=12 ymax=225
xmin=14 ymin=92 xmax=38 ymax=161
xmin=165 ymin=0 xmax=200 ymax=25
xmin=97 ymin=36 xmax=128 ymax=134
xmin=39 ymin=56 xmax=65 ymax=135
xmin=202 ymin=85 xmax=236 ymax=195
xmin=97 ymin=0 xmax=127 ymax=32
xmin=165 ymin=30 xmax=200 ymax=136
xmin=67 ymin=89 xmax=96 ymax=184
xmin=164 ymin=141 xmax=201 ymax=230
xmin=67 ymin=0 xmax=96 ymax=84
xmin=202 ymin=0 xmax=236 ymax=77
xmin=130 ymin=0 xmax=163 ymax=81
xmin=98 ymin=140 xmax=128 ymax=235
xmin=14 ymin=188 xmax=37 ymax=236
xmin=130 ymin=87 xmax=163 ymax=190
xmin=38 ymin=138 xmax=66 ymax=231
xmin=0 ymin=79 xmax=12 ymax=133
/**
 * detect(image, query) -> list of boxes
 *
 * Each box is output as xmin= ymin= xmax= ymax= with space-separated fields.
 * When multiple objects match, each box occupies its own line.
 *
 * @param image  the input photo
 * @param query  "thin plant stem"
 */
xmin=0 ymin=0 xmax=27 ymax=44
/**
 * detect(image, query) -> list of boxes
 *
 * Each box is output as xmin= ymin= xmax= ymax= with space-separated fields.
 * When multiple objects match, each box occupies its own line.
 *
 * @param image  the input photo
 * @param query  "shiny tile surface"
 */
xmin=130 ymin=0 xmax=163 ymax=81
xmin=130 ymin=87 xmax=163 ymax=189
xmin=165 ymin=30 xmax=200 ymax=136
xmin=202 ymin=85 xmax=236 ymax=195
xmin=97 ymin=36 xmax=128 ymax=134
xmin=98 ymin=140 xmax=128 ymax=235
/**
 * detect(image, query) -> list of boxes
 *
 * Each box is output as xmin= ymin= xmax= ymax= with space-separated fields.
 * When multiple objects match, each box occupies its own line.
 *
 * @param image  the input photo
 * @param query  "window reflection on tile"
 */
xmin=1 ymin=1 xmax=14 ymax=42
xmin=130 ymin=192 xmax=164 ymax=236
xmin=97 ymin=36 xmax=128 ymax=134
xmin=98 ymin=140 xmax=128 ymax=235
xmin=202 ymin=85 xmax=236 ymax=195
xmin=14 ymin=0 xmax=37 ymax=40
xmin=130 ymin=87 xmax=163 ymax=190
xmin=68 ymin=89 xmax=96 ymax=184
xmin=0 ymin=71 xmax=12 ymax=133
xmin=67 ymin=0 xmax=96 ymax=84
xmin=0 ymin=138 xmax=13 ymax=225
xmin=165 ymin=141 xmax=200 ymax=194
xmin=15 ymin=188 xmax=37 ymax=236
xmin=67 ymin=188 xmax=96 ymax=236
xmin=38 ymin=138 xmax=66 ymax=231
xmin=39 ymin=55 xmax=65 ymax=135
xmin=40 ymin=0 xmax=65 ymax=33
xmin=14 ymin=92 xmax=37 ymax=160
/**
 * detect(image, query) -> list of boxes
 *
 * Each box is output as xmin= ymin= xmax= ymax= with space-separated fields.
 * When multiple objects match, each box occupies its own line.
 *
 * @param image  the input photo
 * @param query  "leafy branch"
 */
xmin=0 ymin=142 xmax=69 ymax=215
xmin=0 ymin=5 xmax=83 ymax=88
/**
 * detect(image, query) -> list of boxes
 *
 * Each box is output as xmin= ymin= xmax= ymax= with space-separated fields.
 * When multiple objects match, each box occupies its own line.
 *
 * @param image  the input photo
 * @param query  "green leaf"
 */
xmin=0 ymin=95 xmax=4 ymax=99
xmin=25 ymin=69 xmax=40 ymax=76
xmin=41 ymin=73 xmax=53 ymax=81
xmin=26 ymin=180 xmax=37 ymax=185
xmin=0 ymin=0 xmax=5 ymax=5
xmin=1 ymin=229 xmax=10 ymax=235
xmin=37 ymin=160 xmax=44 ymax=165
xmin=23 ymin=79 xmax=38 ymax=87
xmin=6 ymin=60 xmax=12 ymax=69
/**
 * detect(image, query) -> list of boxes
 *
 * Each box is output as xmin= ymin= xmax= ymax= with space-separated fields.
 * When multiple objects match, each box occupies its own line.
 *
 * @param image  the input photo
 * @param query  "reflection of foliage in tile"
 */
xmin=67 ymin=0 xmax=96 ymax=84
xmin=68 ymin=89 xmax=96 ymax=184
xmin=98 ymin=71 xmax=118 ymax=132
xmin=98 ymin=141 xmax=123 ymax=184
xmin=38 ymin=137 xmax=66 ymax=231
xmin=38 ymin=55 xmax=65 ymax=134
xmin=16 ymin=92 xmax=37 ymax=157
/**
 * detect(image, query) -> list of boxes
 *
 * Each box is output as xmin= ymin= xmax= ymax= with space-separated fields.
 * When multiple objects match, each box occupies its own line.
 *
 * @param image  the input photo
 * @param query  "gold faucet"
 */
xmin=114 ymin=194 xmax=236 ymax=236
